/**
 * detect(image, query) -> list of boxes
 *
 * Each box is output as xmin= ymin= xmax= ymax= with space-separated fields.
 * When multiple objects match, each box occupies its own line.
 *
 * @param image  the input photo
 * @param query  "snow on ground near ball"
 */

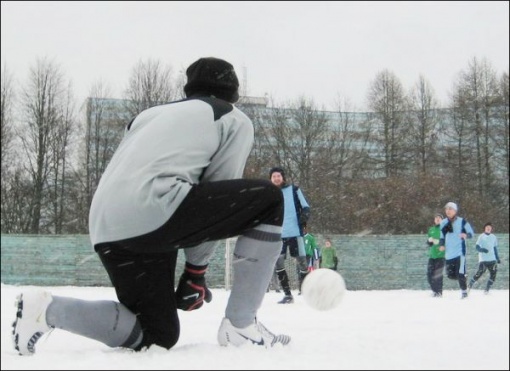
xmin=301 ymin=268 xmax=346 ymax=311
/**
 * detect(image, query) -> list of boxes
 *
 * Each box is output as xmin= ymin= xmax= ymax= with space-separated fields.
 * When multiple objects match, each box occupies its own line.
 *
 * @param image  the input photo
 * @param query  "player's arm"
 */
xmin=463 ymin=220 xmax=475 ymax=239
xmin=438 ymin=220 xmax=447 ymax=251
xmin=476 ymin=244 xmax=489 ymax=253
xmin=494 ymin=245 xmax=501 ymax=264
xmin=296 ymin=189 xmax=311 ymax=224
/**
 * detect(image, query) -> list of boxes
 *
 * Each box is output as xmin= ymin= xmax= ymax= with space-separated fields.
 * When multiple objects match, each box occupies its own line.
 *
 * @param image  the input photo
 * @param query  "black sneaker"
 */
xmin=277 ymin=295 xmax=294 ymax=304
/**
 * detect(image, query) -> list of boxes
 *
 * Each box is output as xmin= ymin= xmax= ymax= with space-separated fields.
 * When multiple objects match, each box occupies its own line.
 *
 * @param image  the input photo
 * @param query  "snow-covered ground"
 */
xmin=1 ymin=284 xmax=508 ymax=370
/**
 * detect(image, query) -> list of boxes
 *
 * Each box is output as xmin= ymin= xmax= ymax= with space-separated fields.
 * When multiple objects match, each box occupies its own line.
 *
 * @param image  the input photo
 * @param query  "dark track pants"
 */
xmin=95 ymin=179 xmax=283 ymax=350
xmin=427 ymin=257 xmax=445 ymax=295
xmin=472 ymin=261 xmax=498 ymax=283
xmin=445 ymin=256 xmax=467 ymax=291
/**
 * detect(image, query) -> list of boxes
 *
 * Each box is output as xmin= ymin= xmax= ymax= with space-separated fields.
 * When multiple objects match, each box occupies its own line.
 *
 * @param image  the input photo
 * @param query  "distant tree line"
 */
xmin=1 ymin=56 xmax=508 ymax=235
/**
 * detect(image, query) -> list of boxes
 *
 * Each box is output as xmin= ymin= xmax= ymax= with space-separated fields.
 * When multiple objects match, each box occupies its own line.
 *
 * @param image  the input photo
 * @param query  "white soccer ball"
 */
xmin=301 ymin=268 xmax=346 ymax=311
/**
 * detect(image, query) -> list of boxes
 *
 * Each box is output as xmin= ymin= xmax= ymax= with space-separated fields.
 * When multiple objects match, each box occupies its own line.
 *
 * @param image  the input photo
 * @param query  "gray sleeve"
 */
xmin=200 ymin=109 xmax=254 ymax=182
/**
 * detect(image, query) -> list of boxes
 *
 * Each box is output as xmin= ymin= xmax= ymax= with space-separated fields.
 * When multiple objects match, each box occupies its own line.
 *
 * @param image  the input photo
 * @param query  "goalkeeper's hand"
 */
xmin=176 ymin=263 xmax=212 ymax=311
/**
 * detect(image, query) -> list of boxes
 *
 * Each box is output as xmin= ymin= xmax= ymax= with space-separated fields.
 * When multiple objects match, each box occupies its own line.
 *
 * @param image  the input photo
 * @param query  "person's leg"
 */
xmin=211 ymin=181 xmax=290 ymax=347
xmin=275 ymin=252 xmax=292 ymax=297
xmin=158 ymin=178 xmax=286 ymax=326
xmin=164 ymin=178 xmax=292 ymax=317
xmin=271 ymin=268 xmax=280 ymax=292
xmin=107 ymin=179 xmax=288 ymax=312
xmin=225 ymin=224 xmax=283 ymax=327
xmin=275 ymin=238 xmax=293 ymax=303
xmin=458 ymin=256 xmax=468 ymax=296
xmin=14 ymin=244 xmax=178 ymax=355
xmin=429 ymin=258 xmax=443 ymax=296
xmin=46 ymin=297 xmax=143 ymax=348
xmin=14 ymin=289 xmax=141 ymax=356
xmin=288 ymin=237 xmax=308 ymax=293
xmin=295 ymin=237 xmax=309 ymax=292
xmin=445 ymin=257 xmax=467 ymax=298
xmin=436 ymin=258 xmax=445 ymax=295
xmin=306 ymin=255 xmax=313 ymax=271
xmin=97 ymin=244 xmax=179 ymax=350
xmin=446 ymin=257 xmax=460 ymax=280
xmin=427 ymin=258 xmax=435 ymax=292
xmin=295 ymin=256 xmax=308 ymax=292
xmin=485 ymin=262 xmax=498 ymax=293
xmin=111 ymin=179 xmax=283 ymax=252
xmin=218 ymin=230 xmax=292 ymax=347
xmin=469 ymin=262 xmax=486 ymax=289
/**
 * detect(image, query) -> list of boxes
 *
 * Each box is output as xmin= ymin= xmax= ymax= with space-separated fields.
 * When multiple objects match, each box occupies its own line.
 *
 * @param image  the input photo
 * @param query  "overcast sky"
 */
xmin=1 ymin=1 xmax=509 ymax=111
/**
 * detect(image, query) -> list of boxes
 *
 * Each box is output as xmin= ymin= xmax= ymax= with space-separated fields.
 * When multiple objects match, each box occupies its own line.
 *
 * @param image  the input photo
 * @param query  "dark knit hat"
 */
xmin=184 ymin=57 xmax=240 ymax=103
xmin=269 ymin=167 xmax=286 ymax=180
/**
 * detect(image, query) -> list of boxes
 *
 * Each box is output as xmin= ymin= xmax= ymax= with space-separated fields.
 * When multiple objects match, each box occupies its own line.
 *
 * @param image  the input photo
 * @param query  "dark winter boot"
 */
xmin=276 ymin=269 xmax=293 ymax=303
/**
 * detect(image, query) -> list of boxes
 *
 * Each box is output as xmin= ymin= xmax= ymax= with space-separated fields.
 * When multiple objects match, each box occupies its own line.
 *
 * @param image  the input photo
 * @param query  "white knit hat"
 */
xmin=444 ymin=202 xmax=458 ymax=212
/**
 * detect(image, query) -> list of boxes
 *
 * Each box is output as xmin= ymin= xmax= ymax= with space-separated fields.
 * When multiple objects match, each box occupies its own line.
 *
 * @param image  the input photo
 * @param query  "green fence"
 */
xmin=1 ymin=234 xmax=508 ymax=290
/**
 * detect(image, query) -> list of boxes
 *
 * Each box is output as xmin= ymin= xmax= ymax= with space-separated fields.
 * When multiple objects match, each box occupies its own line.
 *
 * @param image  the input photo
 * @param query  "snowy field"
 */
xmin=1 ymin=283 xmax=508 ymax=370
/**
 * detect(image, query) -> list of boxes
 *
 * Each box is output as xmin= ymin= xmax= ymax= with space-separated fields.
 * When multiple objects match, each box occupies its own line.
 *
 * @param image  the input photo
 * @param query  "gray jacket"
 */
xmin=89 ymin=97 xmax=253 ymax=246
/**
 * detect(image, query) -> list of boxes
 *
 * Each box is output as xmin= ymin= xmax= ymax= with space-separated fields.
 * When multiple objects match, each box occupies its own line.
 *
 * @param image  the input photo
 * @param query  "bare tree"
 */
xmin=47 ymin=82 xmax=76 ymax=233
xmin=263 ymin=98 xmax=294 ymax=172
xmin=451 ymin=57 xmax=500 ymax=197
xmin=264 ymin=96 xmax=329 ymax=189
xmin=76 ymin=81 xmax=127 ymax=231
xmin=259 ymin=96 xmax=330 ymax=230
xmin=17 ymin=57 xmax=72 ymax=233
xmin=407 ymin=75 xmax=441 ymax=175
xmin=1 ymin=64 xmax=15 ymax=169
xmin=3 ymin=55 xmax=508 ymax=235
xmin=287 ymin=96 xmax=330 ymax=189
xmin=312 ymin=95 xmax=373 ymax=232
xmin=442 ymin=84 xmax=475 ymax=204
xmin=367 ymin=69 xmax=409 ymax=177
xmin=1 ymin=168 xmax=34 ymax=233
xmin=488 ymin=70 xmax=509 ymax=221
xmin=123 ymin=58 xmax=177 ymax=117
xmin=322 ymin=95 xmax=372 ymax=180
xmin=1 ymin=63 xmax=22 ymax=232
xmin=237 ymin=102 xmax=274 ymax=178
xmin=495 ymin=71 xmax=509 ymax=180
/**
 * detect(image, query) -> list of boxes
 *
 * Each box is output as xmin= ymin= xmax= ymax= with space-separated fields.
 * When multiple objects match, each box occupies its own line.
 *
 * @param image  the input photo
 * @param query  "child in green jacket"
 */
xmin=320 ymin=238 xmax=338 ymax=270
xmin=426 ymin=213 xmax=445 ymax=297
